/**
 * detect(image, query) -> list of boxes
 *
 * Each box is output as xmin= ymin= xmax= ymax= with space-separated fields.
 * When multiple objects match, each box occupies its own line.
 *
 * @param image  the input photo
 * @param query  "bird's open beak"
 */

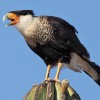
xmin=3 ymin=13 xmax=19 ymax=27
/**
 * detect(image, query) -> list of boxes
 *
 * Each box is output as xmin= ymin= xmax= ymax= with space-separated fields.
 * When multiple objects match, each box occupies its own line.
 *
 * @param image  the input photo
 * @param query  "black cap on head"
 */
xmin=9 ymin=10 xmax=34 ymax=16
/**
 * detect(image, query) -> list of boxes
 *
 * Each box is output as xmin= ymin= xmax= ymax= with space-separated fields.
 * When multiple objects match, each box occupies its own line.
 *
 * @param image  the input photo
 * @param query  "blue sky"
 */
xmin=0 ymin=0 xmax=100 ymax=100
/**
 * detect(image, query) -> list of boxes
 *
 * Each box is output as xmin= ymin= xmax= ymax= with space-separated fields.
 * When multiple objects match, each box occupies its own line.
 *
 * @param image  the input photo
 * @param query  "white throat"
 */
xmin=15 ymin=14 xmax=33 ymax=36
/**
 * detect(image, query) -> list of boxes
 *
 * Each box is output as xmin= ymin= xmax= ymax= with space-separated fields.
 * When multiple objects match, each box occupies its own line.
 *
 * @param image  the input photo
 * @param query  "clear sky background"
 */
xmin=0 ymin=0 xmax=100 ymax=100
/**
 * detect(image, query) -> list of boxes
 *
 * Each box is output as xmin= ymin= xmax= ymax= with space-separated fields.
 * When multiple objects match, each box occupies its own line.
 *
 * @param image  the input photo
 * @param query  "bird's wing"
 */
xmin=46 ymin=16 xmax=90 ymax=58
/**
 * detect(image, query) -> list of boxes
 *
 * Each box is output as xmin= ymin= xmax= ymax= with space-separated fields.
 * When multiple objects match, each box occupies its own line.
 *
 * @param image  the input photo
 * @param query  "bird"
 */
xmin=3 ymin=10 xmax=100 ymax=85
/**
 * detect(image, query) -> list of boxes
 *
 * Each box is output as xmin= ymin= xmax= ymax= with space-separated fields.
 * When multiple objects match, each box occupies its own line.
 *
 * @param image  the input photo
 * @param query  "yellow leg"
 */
xmin=45 ymin=64 xmax=52 ymax=81
xmin=54 ymin=63 xmax=63 ymax=81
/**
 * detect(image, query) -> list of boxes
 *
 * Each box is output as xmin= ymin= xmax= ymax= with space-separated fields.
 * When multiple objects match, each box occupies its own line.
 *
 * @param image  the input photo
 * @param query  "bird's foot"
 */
xmin=54 ymin=78 xmax=60 ymax=83
xmin=45 ymin=78 xmax=52 ymax=81
xmin=44 ymin=78 xmax=55 ymax=83
xmin=43 ymin=78 xmax=61 ymax=83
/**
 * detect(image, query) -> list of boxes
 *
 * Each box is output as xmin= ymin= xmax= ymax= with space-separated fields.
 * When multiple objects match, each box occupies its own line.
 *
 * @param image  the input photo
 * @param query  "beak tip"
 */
xmin=6 ymin=25 xmax=8 ymax=28
xmin=2 ymin=14 xmax=8 ymax=22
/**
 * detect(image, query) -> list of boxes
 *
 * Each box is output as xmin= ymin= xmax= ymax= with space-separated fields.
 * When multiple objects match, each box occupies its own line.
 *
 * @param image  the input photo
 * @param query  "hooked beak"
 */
xmin=3 ymin=13 xmax=19 ymax=27
xmin=3 ymin=14 xmax=10 ymax=27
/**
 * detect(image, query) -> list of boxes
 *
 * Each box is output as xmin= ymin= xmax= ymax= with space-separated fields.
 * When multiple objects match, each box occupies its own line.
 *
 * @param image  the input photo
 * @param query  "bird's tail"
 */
xmin=69 ymin=53 xmax=100 ymax=86
xmin=83 ymin=58 xmax=100 ymax=86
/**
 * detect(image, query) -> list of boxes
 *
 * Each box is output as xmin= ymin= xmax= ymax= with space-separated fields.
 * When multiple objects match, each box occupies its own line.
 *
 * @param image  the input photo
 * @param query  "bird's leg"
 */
xmin=54 ymin=62 xmax=63 ymax=82
xmin=45 ymin=64 xmax=52 ymax=81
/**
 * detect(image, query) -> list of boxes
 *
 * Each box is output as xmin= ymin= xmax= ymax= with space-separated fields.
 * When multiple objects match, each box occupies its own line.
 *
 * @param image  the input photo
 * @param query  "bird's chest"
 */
xmin=24 ymin=24 xmax=55 ymax=47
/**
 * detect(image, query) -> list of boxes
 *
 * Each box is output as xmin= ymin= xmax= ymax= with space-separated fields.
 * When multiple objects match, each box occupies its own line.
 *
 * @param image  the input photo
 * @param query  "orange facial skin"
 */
xmin=7 ymin=13 xmax=19 ymax=25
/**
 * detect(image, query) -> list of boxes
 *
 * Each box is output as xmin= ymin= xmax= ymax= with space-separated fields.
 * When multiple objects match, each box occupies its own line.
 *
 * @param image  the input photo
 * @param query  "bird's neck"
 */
xmin=15 ymin=15 xmax=34 ymax=36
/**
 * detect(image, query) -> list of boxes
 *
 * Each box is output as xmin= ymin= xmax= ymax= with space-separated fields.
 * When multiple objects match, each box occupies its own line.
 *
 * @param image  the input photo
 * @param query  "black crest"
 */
xmin=9 ymin=10 xmax=34 ymax=16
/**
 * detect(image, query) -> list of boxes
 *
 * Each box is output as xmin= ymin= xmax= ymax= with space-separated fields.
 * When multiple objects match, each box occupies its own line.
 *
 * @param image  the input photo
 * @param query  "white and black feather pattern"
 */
xmin=24 ymin=16 xmax=89 ymax=58
xmin=23 ymin=16 xmax=55 ymax=46
xmin=14 ymin=13 xmax=100 ymax=86
xmin=15 ymin=15 xmax=90 ymax=65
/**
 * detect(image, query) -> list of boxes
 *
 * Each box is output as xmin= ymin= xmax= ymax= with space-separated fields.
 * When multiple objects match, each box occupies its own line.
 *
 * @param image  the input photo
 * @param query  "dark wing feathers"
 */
xmin=47 ymin=16 xmax=90 ymax=58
